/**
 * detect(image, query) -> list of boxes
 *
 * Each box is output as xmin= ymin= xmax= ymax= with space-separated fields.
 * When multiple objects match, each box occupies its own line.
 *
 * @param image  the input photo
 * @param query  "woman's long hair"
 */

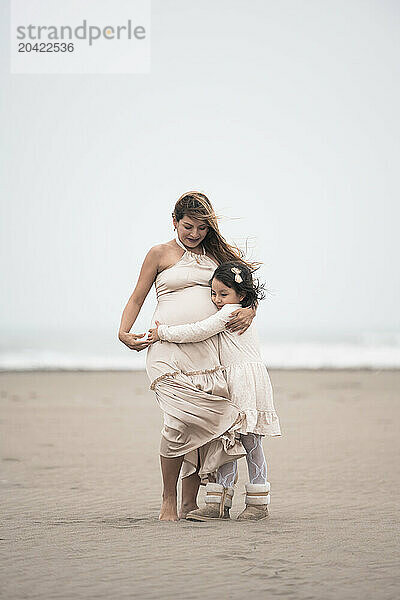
xmin=173 ymin=191 xmax=261 ymax=271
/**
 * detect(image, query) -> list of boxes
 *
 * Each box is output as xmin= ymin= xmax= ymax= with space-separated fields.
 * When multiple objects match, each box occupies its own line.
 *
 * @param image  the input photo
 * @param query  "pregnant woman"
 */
xmin=118 ymin=192 xmax=257 ymax=520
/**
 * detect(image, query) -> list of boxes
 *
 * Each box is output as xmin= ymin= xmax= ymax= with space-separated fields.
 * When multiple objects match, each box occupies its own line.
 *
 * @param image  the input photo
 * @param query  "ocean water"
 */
xmin=1 ymin=331 xmax=399 ymax=370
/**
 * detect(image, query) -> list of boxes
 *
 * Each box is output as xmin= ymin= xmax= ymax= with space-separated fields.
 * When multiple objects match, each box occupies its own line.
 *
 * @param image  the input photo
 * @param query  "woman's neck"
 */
xmin=174 ymin=232 xmax=205 ymax=255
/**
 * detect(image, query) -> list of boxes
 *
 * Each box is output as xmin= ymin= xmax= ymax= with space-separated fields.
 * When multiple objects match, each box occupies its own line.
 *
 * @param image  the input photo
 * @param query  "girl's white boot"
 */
xmin=186 ymin=483 xmax=234 ymax=521
xmin=237 ymin=482 xmax=270 ymax=521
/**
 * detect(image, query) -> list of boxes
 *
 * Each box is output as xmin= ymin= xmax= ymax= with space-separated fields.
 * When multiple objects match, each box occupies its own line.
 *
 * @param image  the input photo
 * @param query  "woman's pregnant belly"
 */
xmin=146 ymin=286 xmax=221 ymax=383
xmin=150 ymin=285 xmax=217 ymax=327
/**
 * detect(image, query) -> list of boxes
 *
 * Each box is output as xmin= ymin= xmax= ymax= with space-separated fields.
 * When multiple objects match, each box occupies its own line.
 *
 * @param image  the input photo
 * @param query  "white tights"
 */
xmin=216 ymin=433 xmax=267 ymax=488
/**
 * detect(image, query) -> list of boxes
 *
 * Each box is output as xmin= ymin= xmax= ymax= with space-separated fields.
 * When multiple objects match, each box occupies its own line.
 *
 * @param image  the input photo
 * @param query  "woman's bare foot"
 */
xmin=179 ymin=502 xmax=199 ymax=520
xmin=159 ymin=496 xmax=179 ymax=521
xmin=180 ymin=471 xmax=201 ymax=519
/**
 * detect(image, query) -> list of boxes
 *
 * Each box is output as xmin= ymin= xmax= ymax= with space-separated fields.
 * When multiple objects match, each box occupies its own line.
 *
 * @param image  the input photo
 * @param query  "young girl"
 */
xmin=147 ymin=261 xmax=282 ymax=521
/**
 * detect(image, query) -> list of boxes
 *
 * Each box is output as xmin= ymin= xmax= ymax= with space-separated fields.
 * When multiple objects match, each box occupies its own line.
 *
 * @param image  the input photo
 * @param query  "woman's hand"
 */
xmin=118 ymin=246 xmax=162 ymax=352
xmin=225 ymin=306 xmax=256 ymax=335
xmin=118 ymin=331 xmax=151 ymax=352
xmin=147 ymin=320 xmax=161 ymax=344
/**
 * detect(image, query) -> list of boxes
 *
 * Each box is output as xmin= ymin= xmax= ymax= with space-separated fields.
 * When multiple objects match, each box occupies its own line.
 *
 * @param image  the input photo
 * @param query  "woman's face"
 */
xmin=174 ymin=215 xmax=209 ymax=249
xmin=211 ymin=278 xmax=244 ymax=309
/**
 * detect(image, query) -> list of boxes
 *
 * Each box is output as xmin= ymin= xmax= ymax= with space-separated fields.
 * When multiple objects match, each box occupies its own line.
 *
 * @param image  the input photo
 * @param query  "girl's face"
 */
xmin=211 ymin=278 xmax=245 ymax=309
xmin=174 ymin=215 xmax=209 ymax=249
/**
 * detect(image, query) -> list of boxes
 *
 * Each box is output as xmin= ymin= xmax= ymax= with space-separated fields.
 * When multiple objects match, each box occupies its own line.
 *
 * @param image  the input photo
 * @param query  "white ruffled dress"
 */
xmin=158 ymin=303 xmax=282 ymax=437
xmin=146 ymin=244 xmax=246 ymax=480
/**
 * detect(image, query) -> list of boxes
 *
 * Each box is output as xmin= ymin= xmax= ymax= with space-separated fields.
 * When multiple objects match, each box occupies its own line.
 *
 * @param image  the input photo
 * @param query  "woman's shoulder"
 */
xmin=147 ymin=240 xmax=184 ymax=274
xmin=148 ymin=239 xmax=175 ymax=256
xmin=146 ymin=240 xmax=179 ymax=262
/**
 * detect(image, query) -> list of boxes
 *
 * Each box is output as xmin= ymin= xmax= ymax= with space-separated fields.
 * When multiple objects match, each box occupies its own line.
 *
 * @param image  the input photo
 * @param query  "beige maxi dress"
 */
xmin=146 ymin=236 xmax=245 ymax=479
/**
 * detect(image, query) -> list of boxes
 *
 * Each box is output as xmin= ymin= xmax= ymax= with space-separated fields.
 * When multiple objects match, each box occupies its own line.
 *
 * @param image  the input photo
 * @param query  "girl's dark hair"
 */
xmin=209 ymin=261 xmax=266 ymax=309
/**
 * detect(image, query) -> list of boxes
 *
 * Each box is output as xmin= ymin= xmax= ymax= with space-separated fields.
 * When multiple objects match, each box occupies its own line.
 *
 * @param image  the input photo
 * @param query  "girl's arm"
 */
xmin=118 ymin=246 xmax=162 ymax=352
xmin=152 ymin=305 xmax=239 ymax=344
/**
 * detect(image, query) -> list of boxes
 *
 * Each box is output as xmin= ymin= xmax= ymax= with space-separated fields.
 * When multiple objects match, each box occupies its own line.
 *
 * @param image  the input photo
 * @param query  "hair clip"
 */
xmin=231 ymin=267 xmax=243 ymax=283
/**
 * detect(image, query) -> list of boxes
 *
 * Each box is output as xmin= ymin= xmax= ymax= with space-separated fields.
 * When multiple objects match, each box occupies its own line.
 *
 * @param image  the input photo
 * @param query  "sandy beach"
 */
xmin=1 ymin=369 xmax=399 ymax=600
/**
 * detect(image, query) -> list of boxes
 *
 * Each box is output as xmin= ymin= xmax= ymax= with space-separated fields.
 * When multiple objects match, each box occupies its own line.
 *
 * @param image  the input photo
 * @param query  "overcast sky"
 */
xmin=1 ymin=0 xmax=399 ymax=356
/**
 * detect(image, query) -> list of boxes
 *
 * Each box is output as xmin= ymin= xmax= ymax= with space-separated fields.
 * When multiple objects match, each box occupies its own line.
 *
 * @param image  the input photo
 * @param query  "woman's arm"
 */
xmin=118 ymin=246 xmax=161 ymax=352
xmin=149 ymin=305 xmax=238 ymax=344
xmin=225 ymin=305 xmax=257 ymax=335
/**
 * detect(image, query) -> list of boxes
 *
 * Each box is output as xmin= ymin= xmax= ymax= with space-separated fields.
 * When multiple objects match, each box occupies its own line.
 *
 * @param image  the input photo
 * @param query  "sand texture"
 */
xmin=1 ymin=370 xmax=399 ymax=600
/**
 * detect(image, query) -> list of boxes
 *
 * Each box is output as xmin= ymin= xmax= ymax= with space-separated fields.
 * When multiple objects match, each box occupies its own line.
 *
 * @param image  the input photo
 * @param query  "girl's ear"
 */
xmin=239 ymin=293 xmax=246 ymax=303
xmin=172 ymin=215 xmax=177 ymax=230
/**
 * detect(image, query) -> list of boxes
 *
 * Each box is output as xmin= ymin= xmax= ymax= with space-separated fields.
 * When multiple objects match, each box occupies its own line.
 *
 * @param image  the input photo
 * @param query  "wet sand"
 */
xmin=1 ymin=370 xmax=399 ymax=600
